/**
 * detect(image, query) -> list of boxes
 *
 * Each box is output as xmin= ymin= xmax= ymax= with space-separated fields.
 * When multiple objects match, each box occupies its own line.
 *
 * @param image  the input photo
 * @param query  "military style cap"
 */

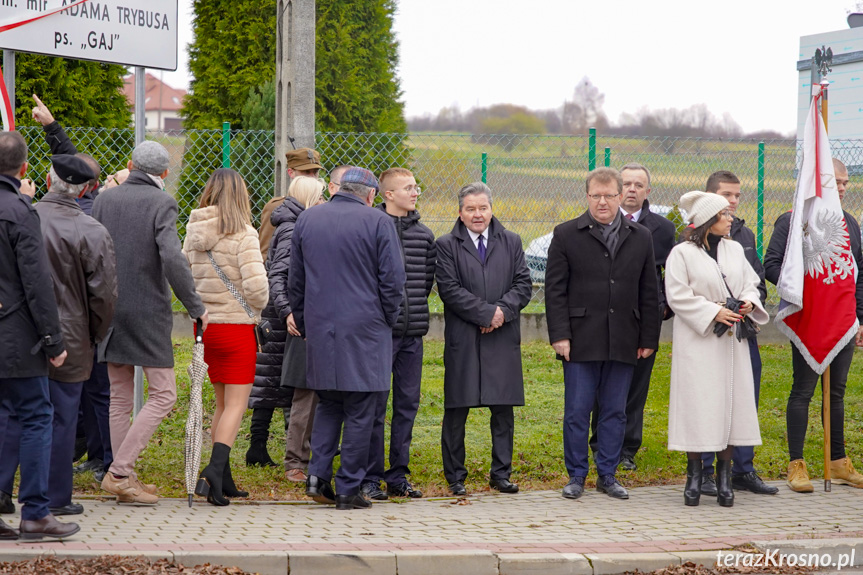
xmin=340 ymin=167 xmax=379 ymax=191
xmin=51 ymin=154 xmax=95 ymax=184
xmin=286 ymin=148 xmax=323 ymax=171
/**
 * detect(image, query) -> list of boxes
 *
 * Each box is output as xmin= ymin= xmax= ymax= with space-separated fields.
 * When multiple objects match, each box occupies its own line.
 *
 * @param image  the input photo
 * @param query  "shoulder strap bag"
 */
xmin=206 ymin=251 xmax=272 ymax=351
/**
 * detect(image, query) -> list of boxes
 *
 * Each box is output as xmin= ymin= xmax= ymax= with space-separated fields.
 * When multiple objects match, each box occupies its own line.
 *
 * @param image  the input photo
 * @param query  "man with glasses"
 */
xmin=700 ymin=170 xmax=777 ymax=497
xmin=589 ymin=163 xmax=676 ymax=472
xmin=327 ymin=165 xmax=351 ymax=199
xmin=545 ymin=167 xmax=659 ymax=500
xmin=361 ymin=168 xmax=436 ymax=501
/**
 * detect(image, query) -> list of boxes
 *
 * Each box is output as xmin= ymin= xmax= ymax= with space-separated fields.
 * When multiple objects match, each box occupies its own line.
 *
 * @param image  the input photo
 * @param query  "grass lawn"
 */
xmin=73 ymin=339 xmax=863 ymax=500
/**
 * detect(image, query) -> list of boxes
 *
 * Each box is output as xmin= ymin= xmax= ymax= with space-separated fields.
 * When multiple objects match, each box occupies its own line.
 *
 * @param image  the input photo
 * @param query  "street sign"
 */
xmin=0 ymin=1 xmax=178 ymax=71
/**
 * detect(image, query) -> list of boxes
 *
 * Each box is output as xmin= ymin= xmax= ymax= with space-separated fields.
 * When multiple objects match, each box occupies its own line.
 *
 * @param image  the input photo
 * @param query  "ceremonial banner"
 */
xmin=775 ymin=84 xmax=859 ymax=373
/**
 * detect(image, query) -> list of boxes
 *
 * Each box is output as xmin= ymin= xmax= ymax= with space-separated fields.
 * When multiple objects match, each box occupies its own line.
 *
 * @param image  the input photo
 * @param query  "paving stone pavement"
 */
xmin=1 ymin=481 xmax=862 ymax=574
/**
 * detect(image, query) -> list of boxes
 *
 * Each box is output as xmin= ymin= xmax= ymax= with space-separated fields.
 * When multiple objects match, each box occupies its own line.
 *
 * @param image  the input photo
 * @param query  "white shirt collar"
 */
xmin=467 ymin=227 xmax=489 ymax=248
xmin=620 ymin=206 xmax=642 ymax=222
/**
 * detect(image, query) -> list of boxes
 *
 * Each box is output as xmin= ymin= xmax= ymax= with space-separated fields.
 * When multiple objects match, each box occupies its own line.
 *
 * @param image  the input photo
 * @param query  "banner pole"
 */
xmin=821 ymin=76 xmax=832 ymax=492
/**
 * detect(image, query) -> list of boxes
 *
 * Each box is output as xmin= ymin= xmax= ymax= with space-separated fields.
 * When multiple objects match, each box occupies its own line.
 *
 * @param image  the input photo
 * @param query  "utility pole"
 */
xmin=274 ymin=0 xmax=315 ymax=198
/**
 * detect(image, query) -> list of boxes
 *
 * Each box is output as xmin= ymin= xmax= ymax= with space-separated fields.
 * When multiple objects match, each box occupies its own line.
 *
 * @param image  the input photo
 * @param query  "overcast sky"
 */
xmin=162 ymin=0 xmax=862 ymax=134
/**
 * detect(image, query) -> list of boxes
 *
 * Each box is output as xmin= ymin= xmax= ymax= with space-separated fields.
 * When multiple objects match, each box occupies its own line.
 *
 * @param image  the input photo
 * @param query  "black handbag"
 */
xmin=206 ymin=251 xmax=271 ymax=351
xmin=712 ymin=279 xmax=760 ymax=342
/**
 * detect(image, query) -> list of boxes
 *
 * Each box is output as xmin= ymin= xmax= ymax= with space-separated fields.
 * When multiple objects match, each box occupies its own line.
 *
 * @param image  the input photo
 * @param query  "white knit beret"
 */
xmin=679 ymin=191 xmax=729 ymax=227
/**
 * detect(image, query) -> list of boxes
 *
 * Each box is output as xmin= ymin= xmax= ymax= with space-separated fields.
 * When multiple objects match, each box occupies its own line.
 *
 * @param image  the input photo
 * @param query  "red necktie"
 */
xmin=625 ymin=214 xmax=634 ymax=221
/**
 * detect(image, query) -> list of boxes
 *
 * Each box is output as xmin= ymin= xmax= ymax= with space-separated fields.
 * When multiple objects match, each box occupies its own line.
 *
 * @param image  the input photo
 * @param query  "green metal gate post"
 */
xmin=604 ymin=147 xmax=611 ymax=167
xmin=481 ymin=152 xmax=488 ymax=184
xmin=757 ymin=141 xmax=765 ymax=260
xmin=588 ymin=128 xmax=597 ymax=171
xmin=222 ymin=122 xmax=231 ymax=168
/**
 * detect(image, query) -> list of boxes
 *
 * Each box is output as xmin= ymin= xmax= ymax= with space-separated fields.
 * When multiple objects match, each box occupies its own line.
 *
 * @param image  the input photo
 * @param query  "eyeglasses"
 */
xmin=587 ymin=192 xmax=621 ymax=201
xmin=719 ymin=209 xmax=733 ymax=218
xmin=388 ymin=185 xmax=422 ymax=195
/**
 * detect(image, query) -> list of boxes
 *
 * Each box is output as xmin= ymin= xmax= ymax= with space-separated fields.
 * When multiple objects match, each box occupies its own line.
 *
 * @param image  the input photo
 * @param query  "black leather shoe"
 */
xmin=684 ymin=459 xmax=703 ymax=507
xmin=94 ymin=469 xmax=106 ymax=483
xmin=335 ymin=494 xmax=371 ymax=510
xmin=19 ymin=514 xmax=80 ymax=540
xmin=0 ymin=491 xmax=14 ymax=514
xmin=619 ymin=455 xmax=637 ymax=471
xmin=701 ymin=472 xmax=718 ymax=496
xmin=449 ymin=481 xmax=467 ymax=496
xmin=716 ymin=459 xmax=734 ymax=507
xmin=596 ymin=475 xmax=629 ymax=499
xmin=73 ymin=458 xmax=104 ymax=475
xmin=0 ymin=519 xmax=18 ymax=540
xmin=387 ymin=481 xmax=422 ymax=498
xmin=489 ymin=478 xmax=519 ymax=493
xmin=305 ymin=475 xmax=336 ymax=504
xmin=562 ymin=477 xmax=585 ymax=500
xmin=49 ymin=503 xmax=84 ymax=516
xmin=360 ymin=481 xmax=388 ymax=501
xmin=732 ymin=471 xmax=779 ymax=495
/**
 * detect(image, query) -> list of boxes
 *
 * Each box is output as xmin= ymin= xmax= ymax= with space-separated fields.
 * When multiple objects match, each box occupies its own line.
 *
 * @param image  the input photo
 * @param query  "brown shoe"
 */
xmin=19 ymin=514 xmax=80 ymax=540
xmin=786 ymin=459 xmax=814 ymax=493
xmin=285 ymin=468 xmax=308 ymax=482
xmin=830 ymin=457 xmax=863 ymax=488
xmin=102 ymin=473 xmax=158 ymax=504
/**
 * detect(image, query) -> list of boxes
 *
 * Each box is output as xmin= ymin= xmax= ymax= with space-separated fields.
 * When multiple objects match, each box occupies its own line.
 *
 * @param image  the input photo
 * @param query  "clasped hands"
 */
xmin=480 ymin=306 xmax=505 ymax=334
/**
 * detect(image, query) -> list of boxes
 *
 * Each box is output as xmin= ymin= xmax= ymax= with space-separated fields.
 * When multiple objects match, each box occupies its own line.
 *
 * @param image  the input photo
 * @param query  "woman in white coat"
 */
xmin=665 ymin=191 xmax=768 ymax=507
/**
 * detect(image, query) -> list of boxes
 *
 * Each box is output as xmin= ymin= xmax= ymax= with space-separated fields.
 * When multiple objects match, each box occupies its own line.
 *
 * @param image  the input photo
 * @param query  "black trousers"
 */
xmin=249 ymin=402 xmax=292 ymax=442
xmin=441 ymin=405 xmax=513 ymax=485
xmin=787 ymin=340 xmax=854 ymax=462
xmin=588 ymin=352 xmax=656 ymax=459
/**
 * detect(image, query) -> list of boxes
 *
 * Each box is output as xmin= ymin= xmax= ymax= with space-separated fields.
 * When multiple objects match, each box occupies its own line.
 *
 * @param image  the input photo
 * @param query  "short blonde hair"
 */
xmin=288 ymin=175 xmax=326 ymax=208
xmin=199 ymin=168 xmax=252 ymax=235
xmin=379 ymin=167 xmax=414 ymax=191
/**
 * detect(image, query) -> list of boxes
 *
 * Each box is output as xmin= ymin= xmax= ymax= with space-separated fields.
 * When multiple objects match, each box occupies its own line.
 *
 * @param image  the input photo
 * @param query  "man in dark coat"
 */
xmin=545 ymin=167 xmax=659 ymax=501
xmin=32 ymin=94 xmax=114 ymax=483
xmin=588 ymin=163 xmax=676 ymax=472
xmin=0 ymin=131 xmax=79 ymax=540
xmin=361 ymin=168 xmax=436 ymax=501
xmin=436 ymin=182 xmax=532 ymax=496
xmin=289 ymin=167 xmax=405 ymax=510
xmin=764 ymin=159 xmax=863 ymax=493
xmin=93 ymin=141 xmax=208 ymax=504
xmin=698 ymin=170 xmax=777 ymax=496
xmin=0 ymin=155 xmax=116 ymax=519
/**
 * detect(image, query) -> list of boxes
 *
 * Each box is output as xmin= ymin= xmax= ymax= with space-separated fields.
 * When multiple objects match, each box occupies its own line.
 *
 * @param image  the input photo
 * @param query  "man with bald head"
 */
xmin=764 ymin=158 xmax=863 ymax=493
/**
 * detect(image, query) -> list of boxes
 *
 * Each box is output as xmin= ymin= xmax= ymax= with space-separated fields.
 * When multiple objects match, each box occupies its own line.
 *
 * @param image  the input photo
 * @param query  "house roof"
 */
xmin=123 ymin=73 xmax=186 ymax=113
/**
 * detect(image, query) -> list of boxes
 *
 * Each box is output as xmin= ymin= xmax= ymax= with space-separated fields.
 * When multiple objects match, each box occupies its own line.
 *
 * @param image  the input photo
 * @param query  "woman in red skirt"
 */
xmin=183 ymin=169 xmax=269 ymax=505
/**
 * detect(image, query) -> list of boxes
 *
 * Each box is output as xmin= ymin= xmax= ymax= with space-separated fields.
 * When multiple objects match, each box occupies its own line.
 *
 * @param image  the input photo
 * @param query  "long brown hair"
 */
xmin=199 ymin=168 xmax=252 ymax=235
xmin=680 ymin=214 xmax=720 ymax=249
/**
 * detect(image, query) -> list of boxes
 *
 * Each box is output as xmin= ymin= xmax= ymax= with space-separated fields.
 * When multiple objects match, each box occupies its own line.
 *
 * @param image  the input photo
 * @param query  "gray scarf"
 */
xmin=589 ymin=211 xmax=623 ymax=256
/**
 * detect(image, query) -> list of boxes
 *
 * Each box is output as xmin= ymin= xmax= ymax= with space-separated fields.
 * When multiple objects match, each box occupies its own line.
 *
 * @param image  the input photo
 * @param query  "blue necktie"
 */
xmin=477 ymin=235 xmax=486 ymax=264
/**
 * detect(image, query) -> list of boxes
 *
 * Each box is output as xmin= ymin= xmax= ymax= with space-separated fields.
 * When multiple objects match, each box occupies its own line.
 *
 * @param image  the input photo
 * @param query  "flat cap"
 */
xmin=286 ymin=148 xmax=323 ymax=171
xmin=131 ymin=141 xmax=170 ymax=176
xmin=51 ymin=154 xmax=95 ymax=185
xmin=341 ymin=167 xmax=379 ymax=191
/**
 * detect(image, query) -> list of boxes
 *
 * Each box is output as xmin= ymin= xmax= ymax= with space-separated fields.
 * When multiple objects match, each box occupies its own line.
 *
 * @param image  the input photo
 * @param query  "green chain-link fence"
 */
xmin=18 ymin=126 xmax=863 ymax=313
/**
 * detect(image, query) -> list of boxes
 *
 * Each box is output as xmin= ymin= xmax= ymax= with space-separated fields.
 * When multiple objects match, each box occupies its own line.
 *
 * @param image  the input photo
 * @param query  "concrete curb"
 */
xmin=1 ymin=540 xmax=861 ymax=575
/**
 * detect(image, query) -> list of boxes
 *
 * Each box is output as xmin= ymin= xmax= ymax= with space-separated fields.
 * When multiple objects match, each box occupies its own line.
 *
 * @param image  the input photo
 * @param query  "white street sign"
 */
xmin=0 ymin=1 xmax=178 ymax=70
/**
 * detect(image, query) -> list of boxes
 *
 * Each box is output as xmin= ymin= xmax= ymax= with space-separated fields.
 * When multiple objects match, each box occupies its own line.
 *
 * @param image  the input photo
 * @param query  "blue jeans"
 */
xmin=703 ymin=338 xmax=762 ymax=475
xmin=563 ymin=360 xmax=634 ymax=478
xmin=0 ymin=376 xmax=53 ymax=520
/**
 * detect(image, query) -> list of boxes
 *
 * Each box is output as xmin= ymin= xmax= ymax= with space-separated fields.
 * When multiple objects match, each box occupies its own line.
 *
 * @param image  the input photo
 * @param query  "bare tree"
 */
xmin=563 ymin=76 xmax=608 ymax=134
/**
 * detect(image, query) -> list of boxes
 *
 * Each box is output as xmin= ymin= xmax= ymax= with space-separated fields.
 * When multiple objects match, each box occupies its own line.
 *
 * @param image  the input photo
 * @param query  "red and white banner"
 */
xmin=775 ymin=84 xmax=859 ymax=373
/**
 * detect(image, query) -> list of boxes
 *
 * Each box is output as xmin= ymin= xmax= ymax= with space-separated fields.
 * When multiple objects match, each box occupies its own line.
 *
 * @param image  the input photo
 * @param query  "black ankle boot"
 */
xmin=684 ymin=458 xmax=703 ymax=506
xmin=245 ymin=436 xmax=277 ymax=468
xmin=223 ymin=461 xmax=249 ymax=498
xmin=716 ymin=458 xmax=734 ymax=507
xmin=195 ymin=443 xmax=231 ymax=506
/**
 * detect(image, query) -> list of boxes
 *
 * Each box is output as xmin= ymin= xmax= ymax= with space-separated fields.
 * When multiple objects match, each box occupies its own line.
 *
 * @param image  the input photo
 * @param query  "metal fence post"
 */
xmin=604 ymin=147 xmax=611 ymax=167
xmin=222 ymin=122 xmax=231 ymax=168
xmin=757 ymin=141 xmax=765 ymax=260
xmin=481 ymin=152 xmax=487 ymax=183
xmin=588 ymin=128 xmax=597 ymax=171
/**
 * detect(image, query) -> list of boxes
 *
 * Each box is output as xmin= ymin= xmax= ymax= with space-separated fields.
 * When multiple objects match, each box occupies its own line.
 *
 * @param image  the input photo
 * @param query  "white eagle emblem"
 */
xmin=802 ymin=209 xmax=854 ymax=284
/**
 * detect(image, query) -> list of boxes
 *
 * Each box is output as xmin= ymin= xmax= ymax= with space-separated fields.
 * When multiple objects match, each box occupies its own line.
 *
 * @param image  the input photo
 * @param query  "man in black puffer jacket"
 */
xmin=361 ymin=168 xmax=436 ymax=500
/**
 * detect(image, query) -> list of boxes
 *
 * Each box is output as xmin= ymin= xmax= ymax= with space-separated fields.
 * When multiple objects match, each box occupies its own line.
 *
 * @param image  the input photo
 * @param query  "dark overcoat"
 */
xmin=435 ymin=217 xmax=532 ymax=409
xmin=0 ymin=175 xmax=65 ymax=378
xmin=545 ymin=212 xmax=660 ymax=365
xmin=289 ymin=192 xmax=405 ymax=392
xmin=93 ymin=171 xmax=206 ymax=367
xmin=636 ymin=200 xmax=677 ymax=317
